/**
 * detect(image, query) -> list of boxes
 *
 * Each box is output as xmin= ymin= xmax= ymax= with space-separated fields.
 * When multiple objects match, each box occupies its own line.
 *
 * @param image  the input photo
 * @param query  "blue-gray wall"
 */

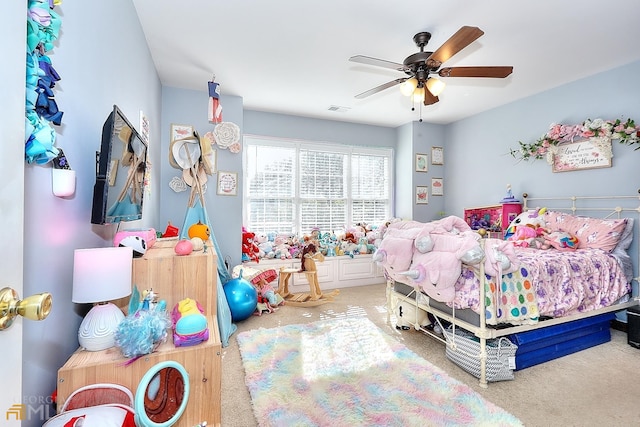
xmin=18 ymin=1 xmax=162 ymax=423
xmin=4 ymin=0 xmax=639 ymax=423
xmin=159 ymin=86 xmax=244 ymax=268
xmin=444 ymin=60 xmax=640 ymax=215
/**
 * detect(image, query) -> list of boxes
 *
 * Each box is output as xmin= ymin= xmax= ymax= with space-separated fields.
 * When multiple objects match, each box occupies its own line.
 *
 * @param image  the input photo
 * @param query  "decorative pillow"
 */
xmin=544 ymin=211 xmax=627 ymax=252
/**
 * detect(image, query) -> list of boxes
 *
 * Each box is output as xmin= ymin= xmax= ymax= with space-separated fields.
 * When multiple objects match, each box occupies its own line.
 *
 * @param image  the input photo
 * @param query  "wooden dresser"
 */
xmin=57 ymin=240 xmax=222 ymax=426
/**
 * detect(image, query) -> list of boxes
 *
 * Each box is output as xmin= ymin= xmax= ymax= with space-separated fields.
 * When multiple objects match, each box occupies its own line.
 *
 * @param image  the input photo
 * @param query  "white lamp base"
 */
xmin=78 ymin=302 xmax=125 ymax=351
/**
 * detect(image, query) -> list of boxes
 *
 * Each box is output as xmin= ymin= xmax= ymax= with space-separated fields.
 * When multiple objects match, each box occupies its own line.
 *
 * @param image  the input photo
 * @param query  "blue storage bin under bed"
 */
xmin=509 ymin=312 xmax=614 ymax=370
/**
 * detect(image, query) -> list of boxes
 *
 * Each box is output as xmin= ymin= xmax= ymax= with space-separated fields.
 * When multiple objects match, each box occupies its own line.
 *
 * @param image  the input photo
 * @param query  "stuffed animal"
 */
xmin=242 ymin=229 xmax=260 ymax=262
xmin=255 ymin=232 xmax=275 ymax=258
xmin=543 ymin=231 xmax=579 ymax=251
xmin=504 ymin=208 xmax=547 ymax=240
xmin=505 ymin=208 xmax=550 ymax=248
xmin=372 ymin=222 xmax=425 ymax=282
xmin=483 ymin=238 xmax=519 ymax=277
xmin=273 ymin=235 xmax=292 ymax=259
xmin=402 ymin=229 xmax=482 ymax=303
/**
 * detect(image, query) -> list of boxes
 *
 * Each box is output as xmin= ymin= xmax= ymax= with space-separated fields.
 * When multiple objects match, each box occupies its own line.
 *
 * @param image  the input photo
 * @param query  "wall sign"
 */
xmin=217 ymin=171 xmax=238 ymax=196
xmin=551 ymin=137 xmax=612 ymax=173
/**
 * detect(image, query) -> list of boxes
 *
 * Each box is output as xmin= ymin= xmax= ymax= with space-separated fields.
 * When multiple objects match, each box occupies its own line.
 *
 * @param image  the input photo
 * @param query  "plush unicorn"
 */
xmin=504 ymin=207 xmax=547 ymax=240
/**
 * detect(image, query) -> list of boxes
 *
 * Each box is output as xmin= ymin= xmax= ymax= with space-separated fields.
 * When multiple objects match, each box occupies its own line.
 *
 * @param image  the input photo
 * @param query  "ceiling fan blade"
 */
xmin=428 ymin=26 xmax=484 ymax=65
xmin=354 ymin=78 xmax=406 ymax=99
xmin=423 ymin=87 xmax=439 ymax=105
xmin=349 ymin=55 xmax=407 ymax=72
xmin=438 ymin=66 xmax=513 ymax=78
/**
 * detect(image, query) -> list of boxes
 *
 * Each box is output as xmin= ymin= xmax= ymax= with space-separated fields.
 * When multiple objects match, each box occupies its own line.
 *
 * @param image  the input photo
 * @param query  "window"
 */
xmin=244 ymin=135 xmax=393 ymax=236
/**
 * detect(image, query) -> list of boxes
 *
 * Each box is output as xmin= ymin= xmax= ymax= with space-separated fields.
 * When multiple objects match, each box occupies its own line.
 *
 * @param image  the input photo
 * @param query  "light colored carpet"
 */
xmin=237 ymin=317 xmax=522 ymax=426
xmin=221 ymin=284 xmax=640 ymax=427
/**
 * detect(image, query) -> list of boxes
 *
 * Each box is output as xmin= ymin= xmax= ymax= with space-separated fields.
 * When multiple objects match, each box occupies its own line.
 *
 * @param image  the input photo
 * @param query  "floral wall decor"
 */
xmin=510 ymin=118 xmax=640 ymax=171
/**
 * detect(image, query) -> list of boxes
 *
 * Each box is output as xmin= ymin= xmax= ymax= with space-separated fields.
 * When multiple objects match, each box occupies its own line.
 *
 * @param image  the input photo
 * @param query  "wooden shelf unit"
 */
xmin=57 ymin=240 xmax=222 ymax=427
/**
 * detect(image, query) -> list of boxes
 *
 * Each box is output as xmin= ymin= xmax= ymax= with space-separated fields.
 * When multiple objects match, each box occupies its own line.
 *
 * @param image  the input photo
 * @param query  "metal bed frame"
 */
xmin=386 ymin=192 xmax=640 ymax=388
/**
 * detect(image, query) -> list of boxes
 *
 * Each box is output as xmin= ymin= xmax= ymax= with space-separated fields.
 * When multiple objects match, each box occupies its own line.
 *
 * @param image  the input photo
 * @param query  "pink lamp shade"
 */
xmin=72 ymin=247 xmax=133 ymax=351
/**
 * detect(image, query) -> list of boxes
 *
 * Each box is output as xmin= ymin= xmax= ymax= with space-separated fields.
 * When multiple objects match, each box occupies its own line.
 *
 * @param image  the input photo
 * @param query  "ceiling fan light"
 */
xmin=412 ymin=86 xmax=425 ymax=103
xmin=426 ymin=78 xmax=446 ymax=96
xmin=399 ymin=78 xmax=418 ymax=96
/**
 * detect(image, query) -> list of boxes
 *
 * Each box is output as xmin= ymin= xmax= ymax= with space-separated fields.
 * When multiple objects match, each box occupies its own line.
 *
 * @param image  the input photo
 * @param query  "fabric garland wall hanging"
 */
xmin=25 ymin=0 xmax=65 ymax=166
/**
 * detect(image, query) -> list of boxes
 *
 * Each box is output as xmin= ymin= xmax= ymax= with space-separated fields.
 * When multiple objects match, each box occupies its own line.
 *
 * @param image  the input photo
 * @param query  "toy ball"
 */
xmin=174 ymin=239 xmax=193 ymax=256
xmin=223 ymin=277 xmax=258 ymax=322
xmin=190 ymin=237 xmax=204 ymax=251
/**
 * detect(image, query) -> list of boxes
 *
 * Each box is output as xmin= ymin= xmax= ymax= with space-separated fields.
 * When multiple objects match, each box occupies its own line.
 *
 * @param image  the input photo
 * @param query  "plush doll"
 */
xmin=242 ymin=229 xmax=260 ymax=262
xmin=256 ymin=279 xmax=284 ymax=312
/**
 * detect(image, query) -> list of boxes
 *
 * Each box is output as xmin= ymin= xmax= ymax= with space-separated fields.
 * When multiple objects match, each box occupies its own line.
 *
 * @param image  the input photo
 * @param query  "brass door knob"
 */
xmin=0 ymin=287 xmax=52 ymax=330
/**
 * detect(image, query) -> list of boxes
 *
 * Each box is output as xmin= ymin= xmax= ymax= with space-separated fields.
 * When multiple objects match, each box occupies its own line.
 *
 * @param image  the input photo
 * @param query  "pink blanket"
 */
xmin=451 ymin=247 xmax=630 ymax=325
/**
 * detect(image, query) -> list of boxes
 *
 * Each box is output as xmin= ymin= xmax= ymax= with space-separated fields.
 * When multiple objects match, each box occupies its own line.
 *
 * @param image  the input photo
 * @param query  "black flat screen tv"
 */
xmin=91 ymin=105 xmax=148 ymax=225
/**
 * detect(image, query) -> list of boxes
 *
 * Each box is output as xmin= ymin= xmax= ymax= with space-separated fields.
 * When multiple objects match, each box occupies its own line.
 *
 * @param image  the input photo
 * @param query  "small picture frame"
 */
xmin=415 ymin=153 xmax=428 ymax=172
xmin=431 ymin=146 xmax=444 ymax=165
xmin=170 ymin=123 xmax=194 ymax=142
xmin=431 ymin=177 xmax=444 ymax=196
xmin=217 ymin=171 xmax=238 ymax=196
xmin=416 ymin=186 xmax=429 ymax=204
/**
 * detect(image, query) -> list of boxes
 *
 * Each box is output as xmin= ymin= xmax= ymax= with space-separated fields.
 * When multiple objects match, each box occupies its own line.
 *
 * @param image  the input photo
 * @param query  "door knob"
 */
xmin=0 ymin=287 xmax=52 ymax=330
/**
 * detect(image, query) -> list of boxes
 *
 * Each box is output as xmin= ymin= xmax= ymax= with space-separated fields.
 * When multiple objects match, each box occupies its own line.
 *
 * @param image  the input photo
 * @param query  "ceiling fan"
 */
xmin=349 ymin=26 xmax=513 ymax=106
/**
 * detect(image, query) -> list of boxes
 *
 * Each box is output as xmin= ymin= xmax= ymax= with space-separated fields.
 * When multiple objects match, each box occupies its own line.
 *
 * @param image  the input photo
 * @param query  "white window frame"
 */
xmin=243 ymin=134 xmax=394 ymax=236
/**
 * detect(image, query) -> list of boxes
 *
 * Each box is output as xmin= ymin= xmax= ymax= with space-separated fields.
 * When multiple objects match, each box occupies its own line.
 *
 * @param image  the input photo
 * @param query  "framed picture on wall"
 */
xmin=431 ymin=146 xmax=444 ymax=165
xmin=415 ymin=153 xmax=428 ymax=172
xmin=217 ymin=171 xmax=238 ymax=196
xmin=431 ymin=177 xmax=444 ymax=196
xmin=416 ymin=186 xmax=429 ymax=204
xmin=170 ymin=123 xmax=194 ymax=142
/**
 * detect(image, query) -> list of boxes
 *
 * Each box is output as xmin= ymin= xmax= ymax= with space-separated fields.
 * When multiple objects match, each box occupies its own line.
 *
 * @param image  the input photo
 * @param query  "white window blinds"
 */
xmin=244 ymin=136 xmax=392 ymax=235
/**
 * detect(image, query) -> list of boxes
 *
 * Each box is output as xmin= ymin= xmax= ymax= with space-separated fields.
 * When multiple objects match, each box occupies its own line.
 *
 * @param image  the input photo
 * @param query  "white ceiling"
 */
xmin=132 ymin=0 xmax=640 ymax=128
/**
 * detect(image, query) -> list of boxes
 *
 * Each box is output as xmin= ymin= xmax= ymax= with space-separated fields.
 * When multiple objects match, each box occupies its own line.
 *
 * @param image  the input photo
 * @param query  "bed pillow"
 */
xmin=543 ymin=211 xmax=627 ymax=252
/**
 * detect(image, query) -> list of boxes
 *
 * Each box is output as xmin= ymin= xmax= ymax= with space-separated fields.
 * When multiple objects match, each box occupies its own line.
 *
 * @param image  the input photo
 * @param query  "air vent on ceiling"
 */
xmin=327 ymin=105 xmax=351 ymax=113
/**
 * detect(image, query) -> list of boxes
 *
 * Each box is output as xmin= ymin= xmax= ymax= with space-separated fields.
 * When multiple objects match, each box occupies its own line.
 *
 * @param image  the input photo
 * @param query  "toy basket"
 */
xmin=443 ymin=326 xmax=518 ymax=382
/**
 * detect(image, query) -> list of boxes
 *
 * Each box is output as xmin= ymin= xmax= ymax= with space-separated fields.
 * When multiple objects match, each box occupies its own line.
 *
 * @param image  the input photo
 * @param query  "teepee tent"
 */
xmin=179 ymin=146 xmax=236 ymax=347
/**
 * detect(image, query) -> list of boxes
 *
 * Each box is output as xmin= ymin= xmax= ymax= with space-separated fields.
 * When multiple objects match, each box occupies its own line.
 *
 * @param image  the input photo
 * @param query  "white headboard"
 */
xmin=522 ymin=191 xmax=640 ymax=295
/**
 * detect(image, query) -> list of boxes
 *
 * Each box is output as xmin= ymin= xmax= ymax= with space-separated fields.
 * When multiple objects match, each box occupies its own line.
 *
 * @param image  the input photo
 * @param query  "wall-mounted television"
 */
xmin=91 ymin=105 xmax=148 ymax=225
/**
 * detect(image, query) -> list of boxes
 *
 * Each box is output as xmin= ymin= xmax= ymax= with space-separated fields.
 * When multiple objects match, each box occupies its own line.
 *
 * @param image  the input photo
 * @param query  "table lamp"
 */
xmin=72 ymin=247 xmax=133 ymax=351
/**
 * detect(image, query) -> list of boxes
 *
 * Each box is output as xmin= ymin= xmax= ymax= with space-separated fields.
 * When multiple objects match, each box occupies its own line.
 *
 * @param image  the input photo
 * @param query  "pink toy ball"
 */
xmin=174 ymin=239 xmax=193 ymax=256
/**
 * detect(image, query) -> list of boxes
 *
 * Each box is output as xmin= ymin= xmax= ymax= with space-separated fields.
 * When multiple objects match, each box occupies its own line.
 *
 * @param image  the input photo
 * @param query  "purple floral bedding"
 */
xmin=450 ymin=247 xmax=631 ymax=325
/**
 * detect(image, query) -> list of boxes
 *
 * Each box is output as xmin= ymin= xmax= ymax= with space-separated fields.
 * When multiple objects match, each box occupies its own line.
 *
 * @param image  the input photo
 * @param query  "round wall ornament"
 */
xmin=213 ymin=122 xmax=240 ymax=149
